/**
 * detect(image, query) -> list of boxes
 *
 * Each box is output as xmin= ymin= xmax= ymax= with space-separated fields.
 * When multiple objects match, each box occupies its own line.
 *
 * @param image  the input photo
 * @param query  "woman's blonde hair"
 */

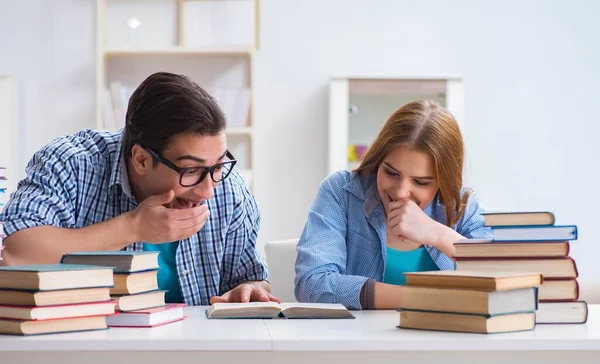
xmin=355 ymin=100 xmax=469 ymax=227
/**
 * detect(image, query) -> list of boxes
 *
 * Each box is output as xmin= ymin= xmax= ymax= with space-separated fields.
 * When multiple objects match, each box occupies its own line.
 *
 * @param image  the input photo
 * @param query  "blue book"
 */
xmin=61 ymin=251 xmax=159 ymax=273
xmin=492 ymin=225 xmax=578 ymax=242
xmin=0 ymin=264 xmax=114 ymax=291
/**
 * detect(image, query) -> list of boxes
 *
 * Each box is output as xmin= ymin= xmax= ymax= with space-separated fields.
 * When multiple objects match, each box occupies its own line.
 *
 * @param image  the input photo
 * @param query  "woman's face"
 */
xmin=376 ymin=145 xmax=439 ymax=214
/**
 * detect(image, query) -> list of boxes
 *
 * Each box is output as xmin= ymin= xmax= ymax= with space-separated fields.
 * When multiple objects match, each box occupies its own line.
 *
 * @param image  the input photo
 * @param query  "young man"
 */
xmin=0 ymin=72 xmax=278 ymax=306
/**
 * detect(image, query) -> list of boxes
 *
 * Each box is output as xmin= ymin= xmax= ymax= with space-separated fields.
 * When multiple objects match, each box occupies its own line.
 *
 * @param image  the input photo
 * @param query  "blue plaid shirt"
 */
xmin=0 ymin=129 xmax=268 ymax=305
xmin=295 ymin=170 xmax=492 ymax=310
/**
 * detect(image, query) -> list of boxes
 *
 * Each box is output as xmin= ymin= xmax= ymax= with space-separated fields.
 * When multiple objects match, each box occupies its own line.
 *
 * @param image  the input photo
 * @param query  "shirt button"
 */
xmin=182 ymin=270 xmax=188 ymax=275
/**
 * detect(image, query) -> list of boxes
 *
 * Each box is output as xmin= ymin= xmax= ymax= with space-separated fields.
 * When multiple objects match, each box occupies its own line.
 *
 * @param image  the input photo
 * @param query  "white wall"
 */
xmin=253 ymin=0 xmax=600 ymax=283
xmin=0 ymin=0 xmax=96 ymax=182
xmin=1 ymin=0 xmax=599 ymax=282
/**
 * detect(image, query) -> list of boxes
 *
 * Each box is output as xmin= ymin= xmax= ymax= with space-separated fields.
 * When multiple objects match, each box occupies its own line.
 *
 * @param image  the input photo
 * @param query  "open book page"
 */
xmin=278 ymin=303 xmax=354 ymax=319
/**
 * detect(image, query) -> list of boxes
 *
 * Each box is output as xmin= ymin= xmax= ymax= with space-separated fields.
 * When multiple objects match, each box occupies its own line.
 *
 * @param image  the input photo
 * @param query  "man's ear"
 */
xmin=130 ymin=145 xmax=152 ymax=175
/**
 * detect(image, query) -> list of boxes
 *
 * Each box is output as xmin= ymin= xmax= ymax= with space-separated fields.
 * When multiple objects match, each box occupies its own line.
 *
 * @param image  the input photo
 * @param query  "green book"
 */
xmin=61 ymin=251 xmax=160 ymax=273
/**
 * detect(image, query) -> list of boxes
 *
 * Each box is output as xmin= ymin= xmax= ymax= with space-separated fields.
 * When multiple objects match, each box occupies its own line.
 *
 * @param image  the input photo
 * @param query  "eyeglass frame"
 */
xmin=139 ymin=144 xmax=237 ymax=187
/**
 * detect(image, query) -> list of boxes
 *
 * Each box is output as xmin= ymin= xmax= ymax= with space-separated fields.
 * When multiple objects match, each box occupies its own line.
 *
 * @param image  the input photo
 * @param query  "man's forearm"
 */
xmin=1 ymin=213 xmax=137 ymax=266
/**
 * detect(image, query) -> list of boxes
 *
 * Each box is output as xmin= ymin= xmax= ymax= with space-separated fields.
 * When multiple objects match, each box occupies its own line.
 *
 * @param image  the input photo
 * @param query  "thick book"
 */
xmin=454 ymin=240 xmax=569 ymax=258
xmin=401 ymin=286 xmax=537 ymax=316
xmin=0 ymin=315 xmax=108 ymax=336
xmin=61 ymin=251 xmax=159 ymax=273
xmin=403 ymin=270 xmax=543 ymax=291
xmin=481 ymin=211 xmax=555 ymax=227
xmin=112 ymin=290 xmax=166 ymax=312
xmin=538 ymin=279 xmax=579 ymax=302
xmin=112 ymin=270 xmax=159 ymax=295
xmin=0 ymin=287 xmax=111 ymax=307
xmin=398 ymin=309 xmax=535 ymax=334
xmin=207 ymin=302 xmax=355 ymax=319
xmin=455 ymin=257 xmax=578 ymax=279
xmin=492 ymin=225 xmax=577 ymax=242
xmin=0 ymin=264 xmax=114 ymax=291
xmin=106 ymin=303 xmax=186 ymax=327
xmin=536 ymin=301 xmax=588 ymax=324
xmin=0 ymin=301 xmax=116 ymax=321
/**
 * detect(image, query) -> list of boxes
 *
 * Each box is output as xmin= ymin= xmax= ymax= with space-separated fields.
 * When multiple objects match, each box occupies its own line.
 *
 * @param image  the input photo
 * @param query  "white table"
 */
xmin=1 ymin=305 xmax=598 ymax=364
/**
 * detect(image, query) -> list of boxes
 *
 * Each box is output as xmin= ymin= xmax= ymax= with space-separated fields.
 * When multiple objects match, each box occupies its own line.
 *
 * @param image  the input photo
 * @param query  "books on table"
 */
xmin=207 ymin=302 xmax=355 ymax=319
xmin=62 ymin=251 xmax=167 ymax=312
xmin=398 ymin=271 xmax=540 ymax=334
xmin=454 ymin=210 xmax=586 ymax=324
xmin=0 ymin=263 xmax=116 ymax=335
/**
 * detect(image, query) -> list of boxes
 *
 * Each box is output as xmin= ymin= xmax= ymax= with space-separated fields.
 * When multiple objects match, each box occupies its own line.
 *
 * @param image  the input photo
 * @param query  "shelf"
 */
xmin=226 ymin=127 xmax=252 ymax=136
xmin=104 ymin=47 xmax=253 ymax=57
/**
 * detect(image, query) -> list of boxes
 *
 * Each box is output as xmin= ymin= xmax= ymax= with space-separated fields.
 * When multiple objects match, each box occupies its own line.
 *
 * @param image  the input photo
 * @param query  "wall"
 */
xmin=1 ymin=0 xmax=599 ymax=282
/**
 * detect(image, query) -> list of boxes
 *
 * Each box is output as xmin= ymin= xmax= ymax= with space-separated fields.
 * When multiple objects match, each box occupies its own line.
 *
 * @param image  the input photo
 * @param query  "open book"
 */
xmin=207 ymin=302 xmax=354 ymax=319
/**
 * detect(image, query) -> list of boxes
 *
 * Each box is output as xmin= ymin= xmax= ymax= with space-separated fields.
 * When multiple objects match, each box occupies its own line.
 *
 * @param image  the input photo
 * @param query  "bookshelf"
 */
xmin=0 ymin=75 xmax=18 ymax=200
xmin=96 ymin=0 xmax=259 ymax=188
xmin=328 ymin=76 xmax=465 ymax=174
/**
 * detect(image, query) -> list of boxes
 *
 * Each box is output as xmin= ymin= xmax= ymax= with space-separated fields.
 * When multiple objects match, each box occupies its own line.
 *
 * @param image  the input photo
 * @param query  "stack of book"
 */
xmin=61 ymin=251 xmax=164 ymax=312
xmin=0 ymin=264 xmax=116 ymax=335
xmin=398 ymin=270 xmax=541 ymax=333
xmin=61 ymin=251 xmax=186 ymax=327
xmin=454 ymin=211 xmax=587 ymax=324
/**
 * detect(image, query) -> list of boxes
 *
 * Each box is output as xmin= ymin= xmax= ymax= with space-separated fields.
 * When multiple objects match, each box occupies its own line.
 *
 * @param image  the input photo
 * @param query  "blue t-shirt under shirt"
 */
xmin=143 ymin=242 xmax=184 ymax=303
xmin=383 ymin=246 xmax=440 ymax=285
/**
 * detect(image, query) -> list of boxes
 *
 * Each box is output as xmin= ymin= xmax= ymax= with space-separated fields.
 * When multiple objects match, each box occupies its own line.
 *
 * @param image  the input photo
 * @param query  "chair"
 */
xmin=264 ymin=238 xmax=299 ymax=302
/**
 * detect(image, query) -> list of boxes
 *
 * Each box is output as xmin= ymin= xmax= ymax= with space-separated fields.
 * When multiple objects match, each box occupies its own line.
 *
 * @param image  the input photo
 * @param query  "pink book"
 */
xmin=106 ymin=303 xmax=187 ymax=327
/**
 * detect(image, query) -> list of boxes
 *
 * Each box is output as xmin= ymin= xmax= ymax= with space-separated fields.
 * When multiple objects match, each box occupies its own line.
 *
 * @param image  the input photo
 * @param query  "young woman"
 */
xmin=294 ymin=100 xmax=492 ymax=310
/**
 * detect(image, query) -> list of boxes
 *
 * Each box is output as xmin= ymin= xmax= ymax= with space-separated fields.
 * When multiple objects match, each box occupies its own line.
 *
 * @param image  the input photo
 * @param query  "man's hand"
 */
xmin=210 ymin=282 xmax=281 ymax=304
xmin=127 ymin=190 xmax=210 ymax=243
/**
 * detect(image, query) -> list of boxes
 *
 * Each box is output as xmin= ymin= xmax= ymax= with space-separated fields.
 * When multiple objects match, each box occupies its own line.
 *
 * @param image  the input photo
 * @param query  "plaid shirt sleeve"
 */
xmin=219 ymin=179 xmax=268 ymax=293
xmin=1 ymin=142 xmax=79 ymax=236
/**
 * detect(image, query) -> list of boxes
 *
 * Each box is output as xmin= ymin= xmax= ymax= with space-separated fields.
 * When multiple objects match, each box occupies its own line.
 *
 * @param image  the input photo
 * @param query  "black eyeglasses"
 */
xmin=140 ymin=145 xmax=237 ymax=187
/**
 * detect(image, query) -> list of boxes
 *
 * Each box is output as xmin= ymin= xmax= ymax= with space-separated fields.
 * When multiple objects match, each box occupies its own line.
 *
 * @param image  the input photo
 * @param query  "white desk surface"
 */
xmin=266 ymin=306 xmax=600 ymax=351
xmin=0 ymin=305 xmax=598 ymax=352
xmin=0 ymin=306 xmax=271 ymax=351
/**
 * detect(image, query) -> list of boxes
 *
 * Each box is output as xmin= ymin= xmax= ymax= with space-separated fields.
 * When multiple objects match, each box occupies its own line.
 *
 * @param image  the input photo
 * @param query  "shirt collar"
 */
xmin=343 ymin=172 xmax=382 ymax=218
xmin=108 ymin=133 xmax=134 ymax=201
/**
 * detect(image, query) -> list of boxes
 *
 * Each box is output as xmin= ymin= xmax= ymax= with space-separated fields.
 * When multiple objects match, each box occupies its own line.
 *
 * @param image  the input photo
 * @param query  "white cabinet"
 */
xmin=328 ymin=76 xmax=465 ymax=175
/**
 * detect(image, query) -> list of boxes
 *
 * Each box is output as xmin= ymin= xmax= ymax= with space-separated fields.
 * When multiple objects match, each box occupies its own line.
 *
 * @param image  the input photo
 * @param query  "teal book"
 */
xmin=0 ymin=264 xmax=114 ymax=291
xmin=61 ymin=251 xmax=160 ymax=273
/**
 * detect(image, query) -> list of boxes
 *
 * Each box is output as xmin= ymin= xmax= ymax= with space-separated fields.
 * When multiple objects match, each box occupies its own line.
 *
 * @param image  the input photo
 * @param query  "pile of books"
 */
xmin=454 ymin=211 xmax=587 ymax=324
xmin=62 ymin=251 xmax=186 ymax=327
xmin=398 ymin=270 xmax=541 ymax=334
xmin=0 ymin=264 xmax=116 ymax=335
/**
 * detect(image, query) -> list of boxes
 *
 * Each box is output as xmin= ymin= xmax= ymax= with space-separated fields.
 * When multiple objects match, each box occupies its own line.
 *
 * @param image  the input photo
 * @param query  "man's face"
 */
xmin=135 ymin=132 xmax=228 ymax=208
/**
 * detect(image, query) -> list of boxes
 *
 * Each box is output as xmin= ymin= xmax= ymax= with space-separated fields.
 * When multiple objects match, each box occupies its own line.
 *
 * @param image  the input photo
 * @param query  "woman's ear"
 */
xmin=130 ymin=145 xmax=152 ymax=175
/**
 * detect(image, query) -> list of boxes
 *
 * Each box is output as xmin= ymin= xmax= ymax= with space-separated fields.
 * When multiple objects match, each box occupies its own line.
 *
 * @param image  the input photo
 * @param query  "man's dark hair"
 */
xmin=122 ymin=72 xmax=226 ymax=158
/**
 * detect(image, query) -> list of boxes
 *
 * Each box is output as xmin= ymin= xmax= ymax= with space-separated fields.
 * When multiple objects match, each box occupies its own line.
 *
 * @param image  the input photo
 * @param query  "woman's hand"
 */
xmin=387 ymin=199 xmax=462 ymax=256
